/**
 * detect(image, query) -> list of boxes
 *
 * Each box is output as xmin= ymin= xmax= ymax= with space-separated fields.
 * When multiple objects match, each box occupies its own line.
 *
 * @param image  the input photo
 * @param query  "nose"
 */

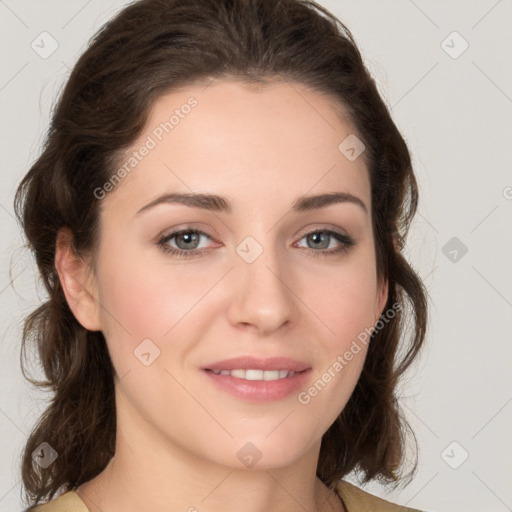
xmin=226 ymin=239 xmax=298 ymax=336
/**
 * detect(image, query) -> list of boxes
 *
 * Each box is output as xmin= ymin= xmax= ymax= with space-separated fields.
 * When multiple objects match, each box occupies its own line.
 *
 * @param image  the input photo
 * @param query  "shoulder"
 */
xmin=26 ymin=482 xmax=425 ymax=512
xmin=25 ymin=490 xmax=89 ymax=512
xmin=336 ymin=480 xmax=425 ymax=512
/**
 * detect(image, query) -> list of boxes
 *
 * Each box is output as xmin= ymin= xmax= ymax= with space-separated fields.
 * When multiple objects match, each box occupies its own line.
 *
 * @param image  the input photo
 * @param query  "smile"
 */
xmin=206 ymin=369 xmax=299 ymax=380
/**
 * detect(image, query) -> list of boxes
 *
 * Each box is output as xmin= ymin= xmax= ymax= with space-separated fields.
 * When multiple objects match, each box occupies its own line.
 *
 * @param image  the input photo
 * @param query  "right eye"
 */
xmin=157 ymin=228 xmax=217 ymax=258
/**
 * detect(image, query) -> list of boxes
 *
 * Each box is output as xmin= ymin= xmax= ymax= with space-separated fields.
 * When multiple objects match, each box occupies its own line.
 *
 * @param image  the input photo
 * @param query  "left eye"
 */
xmin=157 ymin=228 xmax=355 ymax=259
xmin=295 ymin=230 xmax=347 ymax=251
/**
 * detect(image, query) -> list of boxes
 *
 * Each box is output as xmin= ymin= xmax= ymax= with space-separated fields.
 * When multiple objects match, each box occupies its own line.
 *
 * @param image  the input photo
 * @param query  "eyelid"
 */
xmin=156 ymin=223 xmax=220 ymax=242
xmin=157 ymin=227 xmax=220 ymax=249
xmin=294 ymin=223 xmax=350 ymax=239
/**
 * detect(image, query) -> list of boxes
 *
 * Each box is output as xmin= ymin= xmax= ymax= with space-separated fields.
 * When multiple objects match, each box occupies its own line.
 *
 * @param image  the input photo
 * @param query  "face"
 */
xmin=71 ymin=78 xmax=388 ymax=470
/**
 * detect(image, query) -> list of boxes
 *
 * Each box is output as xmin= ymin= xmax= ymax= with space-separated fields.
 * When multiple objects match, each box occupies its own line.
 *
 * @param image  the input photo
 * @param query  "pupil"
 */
xmin=310 ymin=232 xmax=328 ymax=249
xmin=178 ymin=232 xmax=198 ymax=249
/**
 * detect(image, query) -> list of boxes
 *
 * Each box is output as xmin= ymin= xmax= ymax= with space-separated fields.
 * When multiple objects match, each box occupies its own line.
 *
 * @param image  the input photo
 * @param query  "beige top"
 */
xmin=28 ymin=480 xmax=424 ymax=511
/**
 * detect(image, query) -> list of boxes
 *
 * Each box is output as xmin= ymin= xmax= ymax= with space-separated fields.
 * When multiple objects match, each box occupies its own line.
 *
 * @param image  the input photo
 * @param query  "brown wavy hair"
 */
xmin=15 ymin=0 xmax=428 ymax=508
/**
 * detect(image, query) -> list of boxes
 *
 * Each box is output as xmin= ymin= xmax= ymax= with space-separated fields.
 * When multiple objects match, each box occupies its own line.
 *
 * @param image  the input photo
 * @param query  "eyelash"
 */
xmin=157 ymin=227 xmax=355 ymax=259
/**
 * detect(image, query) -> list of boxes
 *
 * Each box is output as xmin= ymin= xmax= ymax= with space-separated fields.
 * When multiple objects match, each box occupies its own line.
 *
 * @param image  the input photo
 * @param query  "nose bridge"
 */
xmin=228 ymin=232 xmax=296 ymax=333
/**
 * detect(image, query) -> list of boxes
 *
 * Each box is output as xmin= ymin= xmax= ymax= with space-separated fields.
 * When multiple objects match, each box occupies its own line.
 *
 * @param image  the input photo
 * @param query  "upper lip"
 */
xmin=203 ymin=356 xmax=311 ymax=372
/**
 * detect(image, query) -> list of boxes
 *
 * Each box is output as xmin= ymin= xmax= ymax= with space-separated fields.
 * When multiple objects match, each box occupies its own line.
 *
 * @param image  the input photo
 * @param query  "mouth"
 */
xmin=204 ymin=368 xmax=308 ymax=381
xmin=201 ymin=356 xmax=312 ymax=402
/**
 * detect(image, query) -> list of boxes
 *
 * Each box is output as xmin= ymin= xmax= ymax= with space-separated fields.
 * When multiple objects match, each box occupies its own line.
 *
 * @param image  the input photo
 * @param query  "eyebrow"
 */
xmin=134 ymin=191 xmax=368 ymax=217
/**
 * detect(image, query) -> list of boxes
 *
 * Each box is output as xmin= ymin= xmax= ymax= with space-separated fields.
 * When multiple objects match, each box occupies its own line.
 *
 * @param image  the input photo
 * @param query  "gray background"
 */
xmin=1 ymin=1 xmax=511 ymax=511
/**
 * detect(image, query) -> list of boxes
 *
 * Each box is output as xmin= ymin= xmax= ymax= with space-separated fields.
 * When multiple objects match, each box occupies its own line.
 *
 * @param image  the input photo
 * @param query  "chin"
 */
xmin=208 ymin=431 xmax=317 ymax=471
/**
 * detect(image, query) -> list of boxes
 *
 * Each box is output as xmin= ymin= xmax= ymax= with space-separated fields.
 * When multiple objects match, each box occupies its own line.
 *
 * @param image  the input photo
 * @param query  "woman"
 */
xmin=16 ymin=0 xmax=428 ymax=510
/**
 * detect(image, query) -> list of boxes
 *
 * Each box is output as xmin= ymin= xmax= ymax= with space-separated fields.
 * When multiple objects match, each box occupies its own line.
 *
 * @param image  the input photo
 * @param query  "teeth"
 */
xmin=209 ymin=369 xmax=297 ymax=380
xmin=245 ymin=369 xmax=264 ymax=380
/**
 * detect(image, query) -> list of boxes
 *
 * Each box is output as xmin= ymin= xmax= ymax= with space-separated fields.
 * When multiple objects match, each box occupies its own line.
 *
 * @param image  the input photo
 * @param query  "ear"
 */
xmin=55 ymin=227 xmax=102 ymax=332
xmin=374 ymin=276 xmax=389 ymax=324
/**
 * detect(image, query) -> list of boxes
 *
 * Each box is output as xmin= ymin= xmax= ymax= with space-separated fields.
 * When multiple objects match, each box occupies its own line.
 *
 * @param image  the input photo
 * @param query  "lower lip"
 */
xmin=202 ymin=369 xmax=311 ymax=402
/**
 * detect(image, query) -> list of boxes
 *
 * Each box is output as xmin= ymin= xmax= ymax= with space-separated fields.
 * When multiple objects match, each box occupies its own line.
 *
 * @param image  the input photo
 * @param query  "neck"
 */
xmin=76 ymin=426 xmax=344 ymax=511
xmin=76 ymin=382 xmax=345 ymax=512
xmin=77 ymin=444 xmax=344 ymax=512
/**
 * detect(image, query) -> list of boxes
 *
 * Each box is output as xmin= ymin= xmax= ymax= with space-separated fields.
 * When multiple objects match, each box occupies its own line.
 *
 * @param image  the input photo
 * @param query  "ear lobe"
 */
xmin=55 ymin=227 xmax=102 ymax=332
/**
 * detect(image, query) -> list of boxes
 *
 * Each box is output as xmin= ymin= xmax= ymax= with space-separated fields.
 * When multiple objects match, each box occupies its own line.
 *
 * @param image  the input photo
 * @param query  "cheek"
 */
xmin=99 ymin=225 xmax=205 ymax=317
xmin=94 ymin=242 xmax=209 ymax=361
xmin=94 ymin=245 xmax=240 ymax=391
xmin=301 ymin=256 xmax=379 ymax=348
xmin=294 ymin=266 xmax=377 ymax=432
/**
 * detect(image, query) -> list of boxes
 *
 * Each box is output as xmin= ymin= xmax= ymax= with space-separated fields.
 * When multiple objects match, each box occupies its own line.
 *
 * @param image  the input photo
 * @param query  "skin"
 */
xmin=56 ymin=78 xmax=388 ymax=512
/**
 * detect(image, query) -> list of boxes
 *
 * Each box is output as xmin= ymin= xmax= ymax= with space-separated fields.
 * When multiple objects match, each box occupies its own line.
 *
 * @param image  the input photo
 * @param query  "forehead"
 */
xmin=102 ymin=78 xmax=370 ymax=215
